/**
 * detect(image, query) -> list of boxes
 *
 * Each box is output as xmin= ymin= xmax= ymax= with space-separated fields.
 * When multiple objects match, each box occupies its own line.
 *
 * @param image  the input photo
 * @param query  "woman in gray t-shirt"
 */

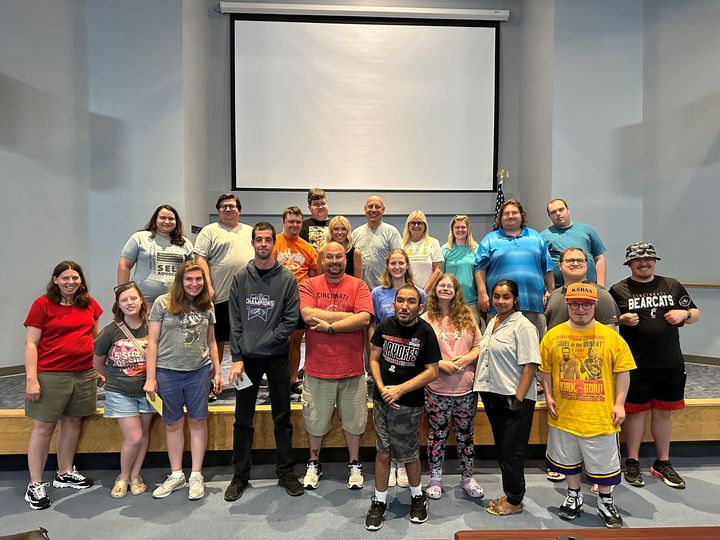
xmin=117 ymin=205 xmax=194 ymax=307
xmin=93 ymin=282 xmax=152 ymax=499
xmin=144 ymin=261 xmax=222 ymax=501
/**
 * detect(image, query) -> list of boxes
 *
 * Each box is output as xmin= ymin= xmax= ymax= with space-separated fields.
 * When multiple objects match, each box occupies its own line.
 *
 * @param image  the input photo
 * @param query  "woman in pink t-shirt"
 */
xmin=421 ymin=273 xmax=482 ymax=499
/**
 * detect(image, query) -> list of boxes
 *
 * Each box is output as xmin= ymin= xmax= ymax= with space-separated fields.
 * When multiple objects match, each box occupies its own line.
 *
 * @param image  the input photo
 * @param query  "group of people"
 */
xmin=22 ymin=190 xmax=700 ymax=532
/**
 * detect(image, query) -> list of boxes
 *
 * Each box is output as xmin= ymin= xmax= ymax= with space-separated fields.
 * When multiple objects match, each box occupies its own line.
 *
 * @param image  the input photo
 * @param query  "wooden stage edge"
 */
xmin=2 ymin=399 xmax=720 ymax=455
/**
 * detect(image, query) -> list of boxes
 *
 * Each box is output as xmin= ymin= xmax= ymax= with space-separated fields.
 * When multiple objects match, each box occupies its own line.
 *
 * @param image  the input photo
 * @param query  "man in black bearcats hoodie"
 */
xmin=224 ymin=222 xmax=303 ymax=500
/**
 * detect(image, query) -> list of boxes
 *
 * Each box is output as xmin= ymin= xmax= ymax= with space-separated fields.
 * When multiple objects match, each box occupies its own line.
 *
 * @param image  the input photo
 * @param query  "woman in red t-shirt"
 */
xmin=23 ymin=261 xmax=103 ymax=511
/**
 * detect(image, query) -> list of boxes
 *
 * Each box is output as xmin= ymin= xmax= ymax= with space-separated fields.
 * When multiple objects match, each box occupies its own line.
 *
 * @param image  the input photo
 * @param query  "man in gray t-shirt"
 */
xmin=351 ymin=196 xmax=402 ymax=290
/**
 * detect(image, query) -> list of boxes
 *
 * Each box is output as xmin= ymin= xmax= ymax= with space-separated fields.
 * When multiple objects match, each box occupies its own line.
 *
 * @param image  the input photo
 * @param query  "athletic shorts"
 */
xmin=25 ymin=369 xmax=98 ymax=423
xmin=301 ymin=374 xmax=368 ymax=436
xmin=103 ymin=390 xmax=155 ymax=418
xmin=156 ymin=364 xmax=211 ymax=424
xmin=545 ymin=425 xmax=622 ymax=486
xmin=373 ymin=398 xmax=422 ymax=463
xmin=213 ymin=301 xmax=230 ymax=342
xmin=625 ymin=366 xmax=686 ymax=412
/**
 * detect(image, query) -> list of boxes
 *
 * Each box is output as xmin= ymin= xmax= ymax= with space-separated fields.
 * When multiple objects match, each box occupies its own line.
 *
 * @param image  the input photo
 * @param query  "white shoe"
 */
xmin=396 ymin=466 xmax=409 ymax=488
xmin=152 ymin=473 xmax=186 ymax=499
xmin=188 ymin=474 xmax=205 ymax=500
xmin=347 ymin=461 xmax=364 ymax=490
xmin=388 ymin=467 xmax=397 ymax=487
xmin=303 ymin=461 xmax=322 ymax=489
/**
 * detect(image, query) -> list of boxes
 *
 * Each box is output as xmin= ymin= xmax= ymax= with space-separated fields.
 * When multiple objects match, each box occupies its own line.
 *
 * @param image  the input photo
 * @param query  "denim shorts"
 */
xmin=156 ymin=364 xmax=211 ymax=424
xmin=103 ymin=390 xmax=155 ymax=418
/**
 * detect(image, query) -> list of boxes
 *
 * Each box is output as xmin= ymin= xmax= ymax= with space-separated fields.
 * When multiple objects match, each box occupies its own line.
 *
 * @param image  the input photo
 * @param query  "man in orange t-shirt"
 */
xmin=273 ymin=206 xmax=318 ymax=393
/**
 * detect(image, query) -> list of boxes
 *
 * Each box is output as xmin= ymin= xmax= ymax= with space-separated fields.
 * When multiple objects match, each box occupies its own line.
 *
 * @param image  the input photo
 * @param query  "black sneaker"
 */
xmin=224 ymin=475 xmax=249 ymax=501
xmin=53 ymin=466 xmax=93 ymax=489
xmin=208 ymin=390 xmax=218 ymax=402
xmin=558 ymin=489 xmax=583 ymax=520
xmin=650 ymin=460 xmax=686 ymax=489
xmin=597 ymin=495 xmax=623 ymax=528
xmin=364 ymin=497 xmax=387 ymax=531
xmin=25 ymin=482 xmax=51 ymax=510
xmin=278 ymin=476 xmax=304 ymax=497
xmin=290 ymin=381 xmax=303 ymax=397
xmin=409 ymin=493 xmax=428 ymax=523
xmin=623 ymin=458 xmax=645 ymax=487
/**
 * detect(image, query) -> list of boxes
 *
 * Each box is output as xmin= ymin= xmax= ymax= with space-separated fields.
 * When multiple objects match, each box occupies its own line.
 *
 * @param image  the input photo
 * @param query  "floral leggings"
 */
xmin=425 ymin=388 xmax=478 ymax=479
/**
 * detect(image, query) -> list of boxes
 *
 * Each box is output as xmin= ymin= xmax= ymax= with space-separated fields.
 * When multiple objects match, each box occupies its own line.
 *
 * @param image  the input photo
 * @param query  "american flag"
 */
xmin=492 ymin=175 xmax=505 ymax=230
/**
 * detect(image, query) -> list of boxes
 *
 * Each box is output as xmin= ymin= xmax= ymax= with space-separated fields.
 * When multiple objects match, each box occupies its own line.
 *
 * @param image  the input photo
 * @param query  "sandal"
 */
xmin=425 ymin=479 xmax=442 ymax=500
xmin=129 ymin=476 xmax=147 ymax=496
xmin=111 ymin=477 xmax=128 ymax=499
xmin=487 ymin=496 xmax=524 ymax=516
xmin=460 ymin=477 xmax=485 ymax=498
xmin=546 ymin=470 xmax=566 ymax=482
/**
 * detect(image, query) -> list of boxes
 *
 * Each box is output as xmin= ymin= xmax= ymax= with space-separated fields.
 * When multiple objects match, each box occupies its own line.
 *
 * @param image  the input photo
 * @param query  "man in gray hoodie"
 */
xmin=224 ymin=222 xmax=303 ymax=501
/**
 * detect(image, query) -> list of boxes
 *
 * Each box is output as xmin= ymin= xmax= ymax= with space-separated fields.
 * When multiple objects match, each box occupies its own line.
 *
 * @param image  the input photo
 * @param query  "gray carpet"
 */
xmin=2 ymin=458 xmax=720 ymax=539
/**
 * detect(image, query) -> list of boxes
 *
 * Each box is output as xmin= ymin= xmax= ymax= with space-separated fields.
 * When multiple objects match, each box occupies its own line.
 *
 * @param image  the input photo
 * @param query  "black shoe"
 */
xmin=650 ymin=460 xmax=686 ymax=489
xmin=224 ymin=475 xmax=249 ymax=501
xmin=558 ymin=489 xmax=583 ymax=520
xmin=597 ymin=495 xmax=623 ymax=528
xmin=278 ymin=476 xmax=304 ymax=496
xmin=208 ymin=390 xmax=218 ymax=402
xmin=290 ymin=382 xmax=303 ymax=396
xmin=409 ymin=493 xmax=428 ymax=523
xmin=25 ymin=482 xmax=51 ymax=510
xmin=364 ymin=497 xmax=387 ymax=531
xmin=53 ymin=466 xmax=93 ymax=489
xmin=623 ymin=458 xmax=645 ymax=487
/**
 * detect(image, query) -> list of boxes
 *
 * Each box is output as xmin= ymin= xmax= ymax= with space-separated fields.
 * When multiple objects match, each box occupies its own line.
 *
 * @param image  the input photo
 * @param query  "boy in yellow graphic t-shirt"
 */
xmin=540 ymin=283 xmax=635 ymax=529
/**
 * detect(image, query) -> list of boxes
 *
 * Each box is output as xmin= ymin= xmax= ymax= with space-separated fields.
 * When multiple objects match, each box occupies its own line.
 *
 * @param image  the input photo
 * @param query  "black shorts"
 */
xmin=625 ymin=365 xmax=686 ymax=412
xmin=214 ymin=300 xmax=230 ymax=342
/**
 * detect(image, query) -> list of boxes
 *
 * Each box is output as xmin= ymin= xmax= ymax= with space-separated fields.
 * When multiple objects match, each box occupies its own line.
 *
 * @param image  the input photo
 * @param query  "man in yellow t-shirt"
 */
xmin=539 ymin=283 xmax=635 ymax=529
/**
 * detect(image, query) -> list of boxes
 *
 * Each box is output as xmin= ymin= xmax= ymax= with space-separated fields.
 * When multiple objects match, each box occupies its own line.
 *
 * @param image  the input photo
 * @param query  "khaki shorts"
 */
xmin=25 ymin=369 xmax=98 ymax=423
xmin=301 ymin=374 xmax=368 ymax=436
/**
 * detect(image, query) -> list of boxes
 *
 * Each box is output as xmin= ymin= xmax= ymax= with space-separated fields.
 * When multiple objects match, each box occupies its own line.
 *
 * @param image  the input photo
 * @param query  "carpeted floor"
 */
xmin=2 ymin=458 xmax=720 ymax=539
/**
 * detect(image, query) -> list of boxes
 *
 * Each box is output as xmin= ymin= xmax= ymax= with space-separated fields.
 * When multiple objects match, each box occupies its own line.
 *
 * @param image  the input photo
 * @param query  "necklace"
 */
xmin=437 ymin=315 xmax=460 ymax=348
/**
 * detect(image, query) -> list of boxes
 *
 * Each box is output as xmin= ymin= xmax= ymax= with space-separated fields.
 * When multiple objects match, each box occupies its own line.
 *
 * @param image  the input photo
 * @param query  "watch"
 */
xmin=327 ymin=324 xmax=335 ymax=335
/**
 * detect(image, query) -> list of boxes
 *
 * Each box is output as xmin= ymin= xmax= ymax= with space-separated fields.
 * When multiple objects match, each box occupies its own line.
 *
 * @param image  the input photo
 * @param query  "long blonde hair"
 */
xmin=380 ymin=248 xmax=416 ymax=288
xmin=166 ymin=261 xmax=213 ymax=315
xmin=402 ymin=210 xmax=429 ymax=245
xmin=325 ymin=215 xmax=353 ymax=253
xmin=425 ymin=273 xmax=476 ymax=333
xmin=446 ymin=215 xmax=477 ymax=250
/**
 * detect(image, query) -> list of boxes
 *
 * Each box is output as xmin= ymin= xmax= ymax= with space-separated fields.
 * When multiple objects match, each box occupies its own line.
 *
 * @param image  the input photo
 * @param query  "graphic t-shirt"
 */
xmin=273 ymin=233 xmax=317 ymax=284
xmin=545 ymin=282 xmax=620 ymax=330
xmin=299 ymin=274 xmax=373 ymax=378
xmin=24 ymin=296 xmax=103 ymax=373
xmin=370 ymin=316 xmax=441 ymax=407
xmin=609 ymin=275 xmax=696 ymax=370
xmin=193 ymin=222 xmax=254 ymax=303
xmin=120 ymin=231 xmax=194 ymax=304
xmin=94 ymin=321 xmax=148 ymax=396
xmin=300 ymin=218 xmax=329 ymax=251
xmin=540 ymin=321 xmax=636 ymax=437
xmin=404 ymin=237 xmax=444 ymax=290
xmin=149 ymin=295 xmax=215 ymax=371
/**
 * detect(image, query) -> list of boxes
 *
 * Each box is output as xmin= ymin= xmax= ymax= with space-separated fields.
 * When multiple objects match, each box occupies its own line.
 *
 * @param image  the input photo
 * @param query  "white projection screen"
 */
xmin=231 ymin=16 xmax=499 ymax=192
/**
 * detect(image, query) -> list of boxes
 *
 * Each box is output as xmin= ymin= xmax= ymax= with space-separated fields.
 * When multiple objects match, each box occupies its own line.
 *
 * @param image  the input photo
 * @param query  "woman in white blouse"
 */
xmin=402 ymin=210 xmax=444 ymax=294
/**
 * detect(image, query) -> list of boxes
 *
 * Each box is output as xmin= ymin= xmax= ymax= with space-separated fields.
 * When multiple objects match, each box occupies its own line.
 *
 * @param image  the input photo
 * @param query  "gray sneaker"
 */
xmin=152 ymin=473 xmax=186 ymax=499
xmin=188 ymin=474 xmax=205 ymax=500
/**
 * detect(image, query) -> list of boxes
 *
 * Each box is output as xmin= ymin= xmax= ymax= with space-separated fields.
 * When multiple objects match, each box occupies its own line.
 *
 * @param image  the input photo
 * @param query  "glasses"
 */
xmin=409 ymin=221 xmax=425 ymax=227
xmin=113 ymin=281 xmax=138 ymax=294
xmin=310 ymin=202 xmax=327 ymax=209
xmin=567 ymin=302 xmax=594 ymax=310
xmin=219 ymin=204 xmax=237 ymax=210
xmin=562 ymin=258 xmax=587 ymax=265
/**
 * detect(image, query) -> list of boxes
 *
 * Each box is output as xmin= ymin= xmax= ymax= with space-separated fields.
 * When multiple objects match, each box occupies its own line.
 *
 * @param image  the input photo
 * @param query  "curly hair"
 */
xmin=46 ymin=260 xmax=91 ymax=307
xmin=380 ymin=248 xmax=416 ymax=288
xmin=166 ymin=261 xmax=213 ymax=315
xmin=112 ymin=282 xmax=149 ymax=323
xmin=143 ymin=204 xmax=186 ymax=246
xmin=424 ymin=273 xmax=476 ymax=333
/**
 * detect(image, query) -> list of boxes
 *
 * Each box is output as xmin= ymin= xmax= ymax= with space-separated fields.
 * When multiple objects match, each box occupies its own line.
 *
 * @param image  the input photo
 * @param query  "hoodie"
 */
xmin=228 ymin=261 xmax=299 ymax=360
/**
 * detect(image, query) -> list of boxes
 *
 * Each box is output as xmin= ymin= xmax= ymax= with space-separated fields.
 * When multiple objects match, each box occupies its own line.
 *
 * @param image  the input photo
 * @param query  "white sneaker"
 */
xmin=388 ymin=467 xmax=397 ymax=487
xmin=303 ymin=461 xmax=322 ymax=489
xmin=396 ymin=466 xmax=409 ymax=488
xmin=188 ymin=474 xmax=205 ymax=500
xmin=152 ymin=473 xmax=186 ymax=499
xmin=347 ymin=461 xmax=364 ymax=490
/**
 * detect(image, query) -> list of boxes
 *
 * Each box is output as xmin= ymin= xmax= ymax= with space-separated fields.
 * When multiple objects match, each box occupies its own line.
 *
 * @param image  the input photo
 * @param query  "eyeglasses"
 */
xmin=219 ymin=204 xmax=237 ymax=210
xmin=310 ymin=202 xmax=327 ymax=209
xmin=113 ymin=281 xmax=138 ymax=294
xmin=567 ymin=302 xmax=594 ymax=310
xmin=409 ymin=221 xmax=425 ymax=227
xmin=562 ymin=258 xmax=587 ymax=265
